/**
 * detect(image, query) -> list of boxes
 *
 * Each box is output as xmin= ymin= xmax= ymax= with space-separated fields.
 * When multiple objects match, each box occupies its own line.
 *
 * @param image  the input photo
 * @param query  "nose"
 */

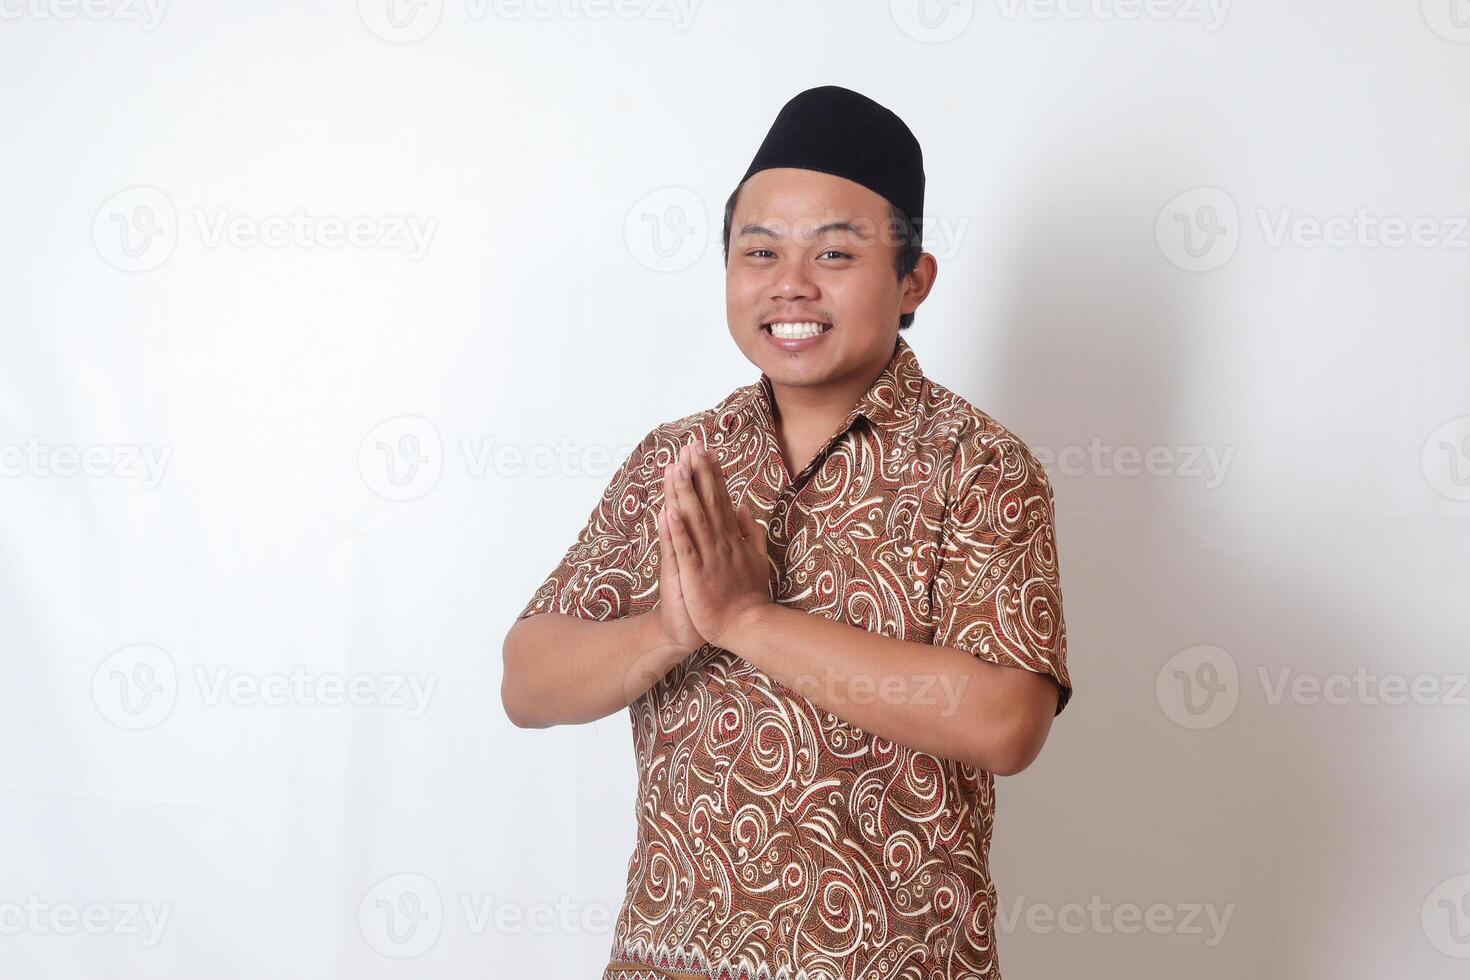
xmin=770 ymin=256 xmax=819 ymax=303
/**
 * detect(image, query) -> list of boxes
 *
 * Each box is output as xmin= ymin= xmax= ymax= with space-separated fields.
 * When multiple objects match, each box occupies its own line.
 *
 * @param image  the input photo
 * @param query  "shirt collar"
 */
xmin=749 ymin=333 xmax=924 ymax=436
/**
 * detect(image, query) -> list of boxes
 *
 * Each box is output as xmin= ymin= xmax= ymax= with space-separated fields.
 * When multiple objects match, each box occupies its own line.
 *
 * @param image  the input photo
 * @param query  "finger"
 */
xmin=689 ymin=437 xmax=735 ymax=540
xmin=736 ymin=502 xmax=769 ymax=557
xmin=665 ymin=493 xmax=702 ymax=570
xmin=672 ymin=441 xmax=712 ymax=556
xmin=656 ymin=505 xmax=681 ymax=592
xmin=735 ymin=501 xmax=756 ymax=541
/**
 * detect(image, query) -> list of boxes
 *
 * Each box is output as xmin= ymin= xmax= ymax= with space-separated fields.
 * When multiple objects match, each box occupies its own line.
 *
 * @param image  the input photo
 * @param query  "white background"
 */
xmin=2 ymin=1 xmax=1468 ymax=977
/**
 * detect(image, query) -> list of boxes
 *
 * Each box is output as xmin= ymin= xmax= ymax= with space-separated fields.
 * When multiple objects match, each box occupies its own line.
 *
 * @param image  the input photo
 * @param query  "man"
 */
xmin=502 ymin=85 xmax=1072 ymax=980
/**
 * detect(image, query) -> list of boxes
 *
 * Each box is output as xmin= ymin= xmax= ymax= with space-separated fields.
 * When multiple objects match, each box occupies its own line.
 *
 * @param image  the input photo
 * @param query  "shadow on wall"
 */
xmin=963 ymin=185 xmax=1380 ymax=978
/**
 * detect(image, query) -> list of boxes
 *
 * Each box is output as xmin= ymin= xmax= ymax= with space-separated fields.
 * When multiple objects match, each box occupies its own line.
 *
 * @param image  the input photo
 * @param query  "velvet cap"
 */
xmin=738 ymin=85 xmax=925 ymax=242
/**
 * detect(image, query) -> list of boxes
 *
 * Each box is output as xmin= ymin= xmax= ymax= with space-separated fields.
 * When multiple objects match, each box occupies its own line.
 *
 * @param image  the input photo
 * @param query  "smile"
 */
xmin=762 ymin=321 xmax=832 ymax=339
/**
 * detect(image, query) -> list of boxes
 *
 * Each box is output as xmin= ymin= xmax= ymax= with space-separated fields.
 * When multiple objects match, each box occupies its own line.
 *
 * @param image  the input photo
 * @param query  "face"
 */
xmin=725 ymin=167 xmax=934 ymax=391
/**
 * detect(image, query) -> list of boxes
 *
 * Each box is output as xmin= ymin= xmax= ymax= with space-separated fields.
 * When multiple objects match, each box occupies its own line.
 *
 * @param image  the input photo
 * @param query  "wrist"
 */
xmin=640 ymin=610 xmax=694 ymax=664
xmin=716 ymin=597 xmax=777 ymax=652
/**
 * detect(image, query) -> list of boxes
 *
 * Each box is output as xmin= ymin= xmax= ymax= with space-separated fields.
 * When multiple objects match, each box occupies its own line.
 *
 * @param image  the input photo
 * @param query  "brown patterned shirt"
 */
xmin=517 ymin=334 xmax=1072 ymax=980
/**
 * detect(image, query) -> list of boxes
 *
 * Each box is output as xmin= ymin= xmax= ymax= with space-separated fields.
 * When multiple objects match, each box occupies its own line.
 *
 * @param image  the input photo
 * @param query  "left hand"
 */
xmin=663 ymin=436 xmax=773 ymax=649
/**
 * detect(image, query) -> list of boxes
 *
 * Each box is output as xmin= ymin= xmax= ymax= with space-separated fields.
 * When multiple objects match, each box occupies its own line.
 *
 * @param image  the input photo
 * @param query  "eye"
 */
xmin=747 ymin=248 xmax=775 ymax=259
xmin=819 ymin=249 xmax=851 ymax=260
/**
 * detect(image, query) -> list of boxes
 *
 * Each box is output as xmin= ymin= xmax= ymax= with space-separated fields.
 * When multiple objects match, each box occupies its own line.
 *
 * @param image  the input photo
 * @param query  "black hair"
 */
xmin=720 ymin=182 xmax=922 ymax=331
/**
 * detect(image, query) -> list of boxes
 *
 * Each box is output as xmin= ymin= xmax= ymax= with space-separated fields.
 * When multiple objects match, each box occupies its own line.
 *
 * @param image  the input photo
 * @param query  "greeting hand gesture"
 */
xmin=661 ymin=437 xmax=773 ymax=649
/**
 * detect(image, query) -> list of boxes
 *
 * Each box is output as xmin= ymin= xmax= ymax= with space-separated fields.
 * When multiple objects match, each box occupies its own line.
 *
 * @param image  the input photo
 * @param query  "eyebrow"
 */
xmin=737 ymin=220 xmax=871 ymax=241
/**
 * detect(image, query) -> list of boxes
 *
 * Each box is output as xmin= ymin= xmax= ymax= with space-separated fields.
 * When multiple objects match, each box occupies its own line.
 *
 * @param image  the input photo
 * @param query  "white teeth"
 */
xmin=768 ymin=321 xmax=829 ymax=339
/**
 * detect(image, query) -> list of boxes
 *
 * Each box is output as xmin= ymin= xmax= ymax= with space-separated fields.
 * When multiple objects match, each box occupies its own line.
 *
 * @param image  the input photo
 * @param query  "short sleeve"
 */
xmin=931 ymin=425 xmax=1072 ymax=715
xmin=515 ymin=427 xmax=661 ymax=624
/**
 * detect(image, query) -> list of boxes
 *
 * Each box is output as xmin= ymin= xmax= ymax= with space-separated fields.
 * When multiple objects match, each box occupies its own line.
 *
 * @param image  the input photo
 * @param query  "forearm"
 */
xmin=721 ymin=603 xmax=1055 ymax=775
xmin=501 ymin=610 xmax=692 ymax=728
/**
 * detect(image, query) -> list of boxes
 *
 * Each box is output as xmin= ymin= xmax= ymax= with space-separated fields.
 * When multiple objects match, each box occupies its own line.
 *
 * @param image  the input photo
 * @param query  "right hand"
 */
xmin=652 ymin=460 xmax=707 ymax=655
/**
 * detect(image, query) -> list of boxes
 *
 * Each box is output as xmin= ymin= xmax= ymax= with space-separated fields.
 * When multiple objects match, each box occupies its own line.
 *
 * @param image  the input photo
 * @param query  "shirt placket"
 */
xmin=758 ymin=407 xmax=867 ymax=579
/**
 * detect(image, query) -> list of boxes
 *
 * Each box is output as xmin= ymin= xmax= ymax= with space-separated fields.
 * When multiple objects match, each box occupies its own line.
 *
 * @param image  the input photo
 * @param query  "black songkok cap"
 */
xmin=739 ymin=85 xmax=925 ymax=243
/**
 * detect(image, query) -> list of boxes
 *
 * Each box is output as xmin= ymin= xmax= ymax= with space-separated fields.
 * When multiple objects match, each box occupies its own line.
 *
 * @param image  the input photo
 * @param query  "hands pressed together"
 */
xmin=653 ymin=436 xmax=774 ymax=653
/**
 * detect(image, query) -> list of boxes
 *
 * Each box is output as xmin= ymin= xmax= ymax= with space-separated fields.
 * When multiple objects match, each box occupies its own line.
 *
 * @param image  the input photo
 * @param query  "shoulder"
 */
xmin=920 ymin=379 xmax=1056 ymax=536
xmin=922 ymin=379 xmax=1049 ymax=481
xmin=617 ymin=381 xmax=762 ymax=474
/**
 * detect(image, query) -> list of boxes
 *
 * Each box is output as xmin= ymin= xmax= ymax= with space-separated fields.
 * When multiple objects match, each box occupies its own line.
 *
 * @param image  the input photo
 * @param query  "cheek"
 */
xmin=823 ymin=273 xmax=887 ymax=320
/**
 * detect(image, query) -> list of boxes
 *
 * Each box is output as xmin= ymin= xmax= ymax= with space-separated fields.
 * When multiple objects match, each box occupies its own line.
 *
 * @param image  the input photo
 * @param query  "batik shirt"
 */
xmin=517 ymin=334 xmax=1072 ymax=980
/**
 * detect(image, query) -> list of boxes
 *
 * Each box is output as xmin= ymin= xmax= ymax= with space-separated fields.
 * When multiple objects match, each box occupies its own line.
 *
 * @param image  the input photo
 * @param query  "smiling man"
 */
xmin=502 ymin=85 xmax=1073 ymax=980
